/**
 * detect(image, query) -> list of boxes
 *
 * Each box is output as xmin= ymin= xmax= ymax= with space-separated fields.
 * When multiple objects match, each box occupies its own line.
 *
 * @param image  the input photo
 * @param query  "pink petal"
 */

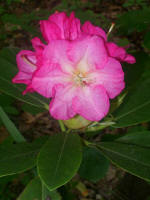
xmin=68 ymin=36 xmax=108 ymax=71
xmin=82 ymin=21 xmax=107 ymax=41
xmin=40 ymin=20 xmax=61 ymax=42
xmin=31 ymin=37 xmax=46 ymax=67
xmin=43 ymin=40 xmax=74 ymax=74
xmin=49 ymin=11 xmax=67 ymax=39
xmin=31 ymin=37 xmax=45 ymax=54
xmin=72 ymin=85 xmax=110 ymax=121
xmin=64 ymin=12 xmax=81 ymax=40
xmin=12 ymin=50 xmax=37 ymax=84
xmin=124 ymin=54 xmax=136 ymax=64
xmin=106 ymin=42 xmax=136 ymax=64
xmin=50 ymin=84 xmax=76 ymax=120
xmin=31 ymin=63 xmax=70 ymax=98
xmin=92 ymin=57 xmax=125 ymax=99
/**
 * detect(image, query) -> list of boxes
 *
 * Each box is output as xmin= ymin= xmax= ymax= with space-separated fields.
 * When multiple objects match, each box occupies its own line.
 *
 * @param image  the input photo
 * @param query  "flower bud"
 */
xmin=63 ymin=115 xmax=92 ymax=129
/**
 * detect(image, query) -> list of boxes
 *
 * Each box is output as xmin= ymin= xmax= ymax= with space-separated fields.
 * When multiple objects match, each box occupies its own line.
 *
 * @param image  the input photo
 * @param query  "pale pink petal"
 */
xmin=72 ymin=85 xmax=110 ymax=121
xmin=12 ymin=50 xmax=37 ymax=84
xmin=44 ymin=40 xmax=74 ymax=74
xmin=31 ymin=63 xmax=70 ymax=98
xmin=50 ymin=84 xmax=76 ymax=120
xmin=68 ymin=36 xmax=108 ymax=72
xmin=106 ymin=42 xmax=136 ymax=64
xmin=64 ymin=12 xmax=81 ymax=40
xmin=91 ymin=57 xmax=125 ymax=99
xmin=40 ymin=20 xmax=61 ymax=42
xmin=82 ymin=21 xmax=107 ymax=41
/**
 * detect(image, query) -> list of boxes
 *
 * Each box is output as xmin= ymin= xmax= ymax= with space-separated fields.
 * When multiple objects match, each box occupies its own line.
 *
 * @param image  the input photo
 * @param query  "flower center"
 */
xmin=73 ymin=71 xmax=90 ymax=86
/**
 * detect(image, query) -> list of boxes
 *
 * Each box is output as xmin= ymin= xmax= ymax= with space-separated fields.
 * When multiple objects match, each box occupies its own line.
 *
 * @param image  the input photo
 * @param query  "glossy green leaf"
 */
xmin=17 ymin=177 xmax=42 ymax=200
xmin=38 ymin=133 xmax=82 ymax=191
xmin=98 ymin=131 xmax=150 ymax=181
xmin=113 ymin=80 xmax=150 ymax=127
xmin=0 ymin=137 xmax=47 ymax=177
xmin=79 ymin=146 xmax=109 ymax=182
xmin=0 ymin=48 xmax=49 ymax=110
xmin=0 ymin=106 xmax=25 ymax=142
xmin=18 ymin=177 xmax=61 ymax=200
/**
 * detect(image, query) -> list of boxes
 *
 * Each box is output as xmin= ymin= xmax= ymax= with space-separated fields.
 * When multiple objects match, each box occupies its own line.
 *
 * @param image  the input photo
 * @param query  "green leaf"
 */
xmin=17 ymin=177 xmax=42 ymax=200
xmin=0 ymin=106 xmax=25 ymax=142
xmin=79 ymin=146 xmax=109 ymax=182
xmin=98 ymin=131 xmax=150 ymax=182
xmin=18 ymin=177 xmax=62 ymax=200
xmin=113 ymin=79 xmax=150 ymax=127
xmin=38 ymin=133 xmax=82 ymax=191
xmin=0 ymin=48 xmax=49 ymax=110
xmin=117 ymin=8 xmax=150 ymax=34
xmin=0 ymin=137 xmax=47 ymax=177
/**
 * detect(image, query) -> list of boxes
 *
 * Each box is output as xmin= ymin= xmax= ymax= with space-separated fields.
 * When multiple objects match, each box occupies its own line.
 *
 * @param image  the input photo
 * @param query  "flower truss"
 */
xmin=12 ymin=12 xmax=135 ymax=121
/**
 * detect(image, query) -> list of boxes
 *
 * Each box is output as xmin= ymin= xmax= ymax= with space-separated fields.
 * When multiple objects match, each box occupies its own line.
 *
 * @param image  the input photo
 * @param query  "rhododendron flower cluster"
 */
xmin=12 ymin=12 xmax=135 ymax=121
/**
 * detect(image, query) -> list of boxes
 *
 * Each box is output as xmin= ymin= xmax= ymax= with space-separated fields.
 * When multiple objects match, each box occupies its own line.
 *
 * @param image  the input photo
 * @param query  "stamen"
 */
xmin=107 ymin=22 xmax=115 ymax=37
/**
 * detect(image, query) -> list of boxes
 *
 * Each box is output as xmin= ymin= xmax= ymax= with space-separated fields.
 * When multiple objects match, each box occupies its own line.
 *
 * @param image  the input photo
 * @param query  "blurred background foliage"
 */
xmin=0 ymin=0 xmax=150 ymax=200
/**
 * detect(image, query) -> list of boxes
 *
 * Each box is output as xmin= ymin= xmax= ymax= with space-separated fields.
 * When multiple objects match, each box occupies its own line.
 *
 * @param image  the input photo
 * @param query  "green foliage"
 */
xmin=0 ymin=106 xmax=25 ymax=142
xmin=0 ymin=137 xmax=47 ymax=177
xmin=117 ymin=8 xmax=150 ymax=34
xmin=37 ymin=133 xmax=82 ymax=191
xmin=113 ymin=80 xmax=150 ymax=127
xmin=17 ymin=177 xmax=62 ymax=200
xmin=98 ymin=131 xmax=150 ymax=182
xmin=0 ymin=48 xmax=49 ymax=111
xmin=79 ymin=146 xmax=109 ymax=182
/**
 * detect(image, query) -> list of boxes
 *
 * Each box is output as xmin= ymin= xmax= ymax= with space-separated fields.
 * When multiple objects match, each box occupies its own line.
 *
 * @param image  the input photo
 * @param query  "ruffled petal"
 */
xmin=31 ymin=37 xmax=45 ymax=54
xmin=49 ymin=11 xmax=67 ymax=39
xmin=31 ymin=63 xmax=70 ymax=98
xmin=50 ymin=84 xmax=76 ymax=120
xmin=44 ymin=40 xmax=74 ymax=74
xmin=72 ymin=85 xmax=110 ymax=121
xmin=12 ymin=50 xmax=37 ymax=85
xmin=106 ymin=42 xmax=136 ymax=64
xmin=64 ymin=12 xmax=81 ymax=40
xmin=31 ymin=37 xmax=45 ymax=67
xmin=40 ymin=20 xmax=61 ymax=42
xmin=82 ymin=21 xmax=107 ymax=41
xmin=68 ymin=36 xmax=108 ymax=72
xmin=91 ymin=57 xmax=125 ymax=99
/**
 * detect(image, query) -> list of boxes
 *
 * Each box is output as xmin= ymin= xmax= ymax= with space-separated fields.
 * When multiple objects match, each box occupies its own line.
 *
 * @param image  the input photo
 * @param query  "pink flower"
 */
xmin=12 ymin=11 xmax=135 ymax=121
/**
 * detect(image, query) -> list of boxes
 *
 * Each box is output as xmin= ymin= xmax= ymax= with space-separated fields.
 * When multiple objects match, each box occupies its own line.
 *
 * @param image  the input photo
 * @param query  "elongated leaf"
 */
xmin=79 ymin=146 xmax=109 ymax=182
xmin=113 ymin=80 xmax=150 ymax=127
xmin=0 ymin=106 xmax=25 ymax=142
xmin=0 ymin=48 xmax=49 ymax=110
xmin=0 ymin=137 xmax=47 ymax=177
xmin=98 ymin=131 xmax=150 ymax=181
xmin=17 ymin=177 xmax=61 ymax=200
xmin=17 ymin=177 xmax=42 ymax=200
xmin=38 ymin=133 xmax=82 ymax=191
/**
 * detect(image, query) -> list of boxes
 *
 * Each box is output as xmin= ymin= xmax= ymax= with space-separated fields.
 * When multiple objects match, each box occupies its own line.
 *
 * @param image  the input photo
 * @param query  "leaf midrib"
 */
xmin=99 ymin=143 xmax=150 ymax=168
xmin=0 ymin=148 xmax=40 ymax=162
xmin=50 ymin=134 xmax=69 ymax=186
xmin=115 ymin=100 xmax=150 ymax=120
